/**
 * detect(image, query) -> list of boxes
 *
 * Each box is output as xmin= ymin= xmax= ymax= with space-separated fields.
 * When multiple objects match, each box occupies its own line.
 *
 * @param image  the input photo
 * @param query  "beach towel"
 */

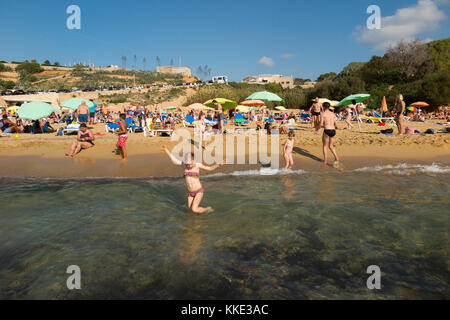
xmin=380 ymin=128 xmax=393 ymax=134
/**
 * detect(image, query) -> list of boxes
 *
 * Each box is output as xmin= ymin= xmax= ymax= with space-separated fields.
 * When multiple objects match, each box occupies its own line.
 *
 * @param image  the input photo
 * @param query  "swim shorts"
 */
xmin=117 ymin=135 xmax=128 ymax=147
xmin=78 ymin=114 xmax=88 ymax=123
xmin=312 ymin=111 xmax=321 ymax=116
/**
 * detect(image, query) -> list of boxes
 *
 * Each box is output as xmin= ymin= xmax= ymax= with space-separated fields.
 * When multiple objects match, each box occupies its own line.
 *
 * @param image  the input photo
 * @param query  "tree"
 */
xmin=43 ymin=60 xmax=51 ymax=66
xmin=0 ymin=62 xmax=12 ymax=72
xmin=264 ymin=83 xmax=282 ymax=93
xmin=16 ymin=61 xmax=44 ymax=80
xmin=385 ymin=39 xmax=429 ymax=80
xmin=54 ymin=61 xmax=60 ymax=67
xmin=317 ymin=72 xmax=337 ymax=82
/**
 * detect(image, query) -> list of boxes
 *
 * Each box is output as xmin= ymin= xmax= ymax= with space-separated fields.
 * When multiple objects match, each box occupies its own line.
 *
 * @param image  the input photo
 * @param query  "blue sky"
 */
xmin=1 ymin=0 xmax=448 ymax=81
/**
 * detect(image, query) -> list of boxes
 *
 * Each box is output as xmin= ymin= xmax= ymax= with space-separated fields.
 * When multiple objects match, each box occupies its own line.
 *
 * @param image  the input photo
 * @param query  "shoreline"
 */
xmin=1 ymin=152 xmax=449 ymax=179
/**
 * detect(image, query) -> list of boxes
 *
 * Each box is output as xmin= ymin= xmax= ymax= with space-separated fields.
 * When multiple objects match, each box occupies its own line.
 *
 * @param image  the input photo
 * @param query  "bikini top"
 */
xmin=80 ymin=133 xmax=90 ymax=140
xmin=184 ymin=165 xmax=200 ymax=177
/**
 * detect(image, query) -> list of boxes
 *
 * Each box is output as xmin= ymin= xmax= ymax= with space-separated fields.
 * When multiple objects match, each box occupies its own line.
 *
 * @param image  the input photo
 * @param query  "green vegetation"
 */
xmin=0 ymin=62 xmax=12 ymax=72
xmin=15 ymin=61 xmax=44 ymax=82
xmin=0 ymin=79 xmax=15 ymax=90
xmin=310 ymin=38 xmax=450 ymax=109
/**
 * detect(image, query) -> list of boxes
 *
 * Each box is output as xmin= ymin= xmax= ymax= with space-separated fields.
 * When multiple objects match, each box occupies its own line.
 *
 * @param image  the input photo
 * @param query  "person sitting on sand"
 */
xmin=284 ymin=130 xmax=295 ymax=169
xmin=162 ymin=145 xmax=225 ymax=214
xmin=65 ymin=123 xmax=95 ymax=157
xmin=320 ymin=102 xmax=339 ymax=167
xmin=1 ymin=115 xmax=21 ymax=134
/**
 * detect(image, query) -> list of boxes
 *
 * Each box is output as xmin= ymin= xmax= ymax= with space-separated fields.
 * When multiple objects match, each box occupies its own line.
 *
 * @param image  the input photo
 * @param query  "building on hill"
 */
xmin=156 ymin=66 xmax=191 ymax=77
xmin=242 ymin=74 xmax=294 ymax=88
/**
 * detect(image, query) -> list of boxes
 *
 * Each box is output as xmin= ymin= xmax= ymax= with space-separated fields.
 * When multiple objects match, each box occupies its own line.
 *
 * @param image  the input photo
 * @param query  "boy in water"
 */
xmin=116 ymin=113 xmax=128 ymax=160
xmin=309 ymin=97 xmax=322 ymax=134
xmin=320 ymin=102 xmax=340 ymax=167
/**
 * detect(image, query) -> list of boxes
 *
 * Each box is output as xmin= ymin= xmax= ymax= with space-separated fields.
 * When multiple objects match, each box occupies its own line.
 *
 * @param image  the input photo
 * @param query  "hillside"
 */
xmin=0 ymin=62 xmax=196 ymax=91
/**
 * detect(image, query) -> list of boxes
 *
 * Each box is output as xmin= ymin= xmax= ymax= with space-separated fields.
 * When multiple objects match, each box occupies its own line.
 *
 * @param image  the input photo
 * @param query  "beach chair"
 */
xmin=63 ymin=124 xmax=81 ymax=135
xmin=105 ymin=122 xmax=120 ymax=133
xmin=125 ymin=118 xmax=144 ymax=133
xmin=234 ymin=113 xmax=249 ymax=125
xmin=183 ymin=115 xmax=195 ymax=127
xmin=300 ymin=114 xmax=311 ymax=123
xmin=373 ymin=111 xmax=395 ymax=124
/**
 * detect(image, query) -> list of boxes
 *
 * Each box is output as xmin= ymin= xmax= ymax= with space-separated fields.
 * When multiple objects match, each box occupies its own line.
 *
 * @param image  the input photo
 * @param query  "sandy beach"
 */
xmin=1 ymin=120 xmax=448 ymax=178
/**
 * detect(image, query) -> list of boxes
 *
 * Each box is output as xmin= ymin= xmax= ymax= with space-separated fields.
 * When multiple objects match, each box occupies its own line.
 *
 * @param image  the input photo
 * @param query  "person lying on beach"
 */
xmin=162 ymin=145 xmax=226 ymax=214
xmin=320 ymin=102 xmax=340 ymax=167
xmin=65 ymin=123 xmax=95 ymax=157
xmin=284 ymin=130 xmax=295 ymax=169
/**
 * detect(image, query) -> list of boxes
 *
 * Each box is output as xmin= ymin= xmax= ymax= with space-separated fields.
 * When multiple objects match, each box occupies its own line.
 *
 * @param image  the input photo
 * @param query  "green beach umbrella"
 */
xmin=166 ymin=106 xmax=177 ymax=110
xmin=337 ymin=94 xmax=371 ymax=107
xmin=204 ymin=98 xmax=237 ymax=111
xmin=245 ymin=91 xmax=284 ymax=103
xmin=17 ymin=101 xmax=55 ymax=120
xmin=61 ymin=98 xmax=95 ymax=110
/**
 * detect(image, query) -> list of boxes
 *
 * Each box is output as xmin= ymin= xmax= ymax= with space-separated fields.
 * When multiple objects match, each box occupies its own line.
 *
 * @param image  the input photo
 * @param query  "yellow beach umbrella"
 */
xmin=275 ymin=106 xmax=286 ymax=111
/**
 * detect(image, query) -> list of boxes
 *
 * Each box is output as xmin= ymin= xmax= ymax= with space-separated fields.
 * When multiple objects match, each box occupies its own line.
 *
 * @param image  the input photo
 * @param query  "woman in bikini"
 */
xmin=65 ymin=123 xmax=95 ymax=157
xmin=394 ymin=94 xmax=406 ymax=135
xmin=284 ymin=130 xmax=295 ymax=169
xmin=162 ymin=145 xmax=225 ymax=214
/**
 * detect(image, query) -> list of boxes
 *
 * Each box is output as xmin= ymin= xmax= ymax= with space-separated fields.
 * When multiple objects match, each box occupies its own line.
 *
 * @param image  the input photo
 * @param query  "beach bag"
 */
xmin=405 ymin=127 xmax=415 ymax=135
xmin=56 ymin=128 xmax=64 ymax=136
xmin=424 ymin=129 xmax=435 ymax=134
xmin=381 ymin=128 xmax=393 ymax=134
xmin=378 ymin=122 xmax=386 ymax=126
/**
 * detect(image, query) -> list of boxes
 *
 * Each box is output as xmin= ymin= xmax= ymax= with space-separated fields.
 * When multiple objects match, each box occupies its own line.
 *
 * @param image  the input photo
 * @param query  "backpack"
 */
xmin=381 ymin=128 xmax=394 ymax=134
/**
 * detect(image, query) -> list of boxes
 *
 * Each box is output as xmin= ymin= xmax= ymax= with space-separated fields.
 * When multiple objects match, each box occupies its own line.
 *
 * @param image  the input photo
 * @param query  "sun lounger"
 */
xmin=144 ymin=127 xmax=174 ymax=137
xmin=105 ymin=122 xmax=120 ymax=133
xmin=63 ymin=124 xmax=80 ymax=135
xmin=183 ymin=115 xmax=195 ymax=127
xmin=234 ymin=113 xmax=249 ymax=125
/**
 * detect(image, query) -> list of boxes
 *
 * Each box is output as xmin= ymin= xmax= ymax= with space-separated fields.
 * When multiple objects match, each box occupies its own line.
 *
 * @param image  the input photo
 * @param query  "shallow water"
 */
xmin=0 ymin=164 xmax=449 ymax=299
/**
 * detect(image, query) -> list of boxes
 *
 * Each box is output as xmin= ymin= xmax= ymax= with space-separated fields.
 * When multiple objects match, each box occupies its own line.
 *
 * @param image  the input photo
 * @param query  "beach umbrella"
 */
xmin=186 ymin=103 xmax=208 ymax=111
xmin=61 ymin=98 xmax=95 ymax=110
xmin=275 ymin=106 xmax=286 ymax=111
xmin=410 ymin=101 xmax=429 ymax=107
xmin=330 ymin=100 xmax=340 ymax=107
xmin=0 ymin=97 xmax=7 ymax=108
xmin=236 ymin=105 xmax=250 ymax=112
xmin=204 ymin=98 xmax=237 ymax=111
xmin=381 ymin=96 xmax=388 ymax=112
xmin=407 ymin=107 xmax=418 ymax=112
xmin=245 ymin=91 xmax=284 ymax=103
xmin=315 ymin=98 xmax=332 ymax=105
xmin=7 ymin=106 xmax=20 ymax=112
xmin=337 ymin=94 xmax=371 ymax=107
xmin=17 ymin=101 xmax=55 ymax=120
xmin=166 ymin=106 xmax=177 ymax=110
xmin=240 ymin=100 xmax=265 ymax=106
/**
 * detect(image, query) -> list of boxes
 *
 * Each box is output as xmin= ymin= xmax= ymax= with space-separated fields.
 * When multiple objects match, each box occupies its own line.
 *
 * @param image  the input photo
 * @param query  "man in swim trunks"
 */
xmin=320 ymin=102 xmax=339 ymax=167
xmin=309 ymin=97 xmax=322 ymax=134
xmin=116 ymin=113 xmax=128 ymax=160
xmin=77 ymin=101 xmax=90 ymax=125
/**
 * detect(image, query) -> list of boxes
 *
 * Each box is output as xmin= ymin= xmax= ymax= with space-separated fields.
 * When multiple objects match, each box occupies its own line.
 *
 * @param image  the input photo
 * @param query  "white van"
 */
xmin=212 ymin=76 xmax=228 ymax=84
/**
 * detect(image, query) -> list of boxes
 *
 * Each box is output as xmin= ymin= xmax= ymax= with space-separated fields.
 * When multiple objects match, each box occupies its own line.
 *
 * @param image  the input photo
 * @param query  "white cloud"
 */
xmin=356 ymin=0 xmax=447 ymax=50
xmin=258 ymin=56 xmax=275 ymax=67
xmin=281 ymin=53 xmax=294 ymax=59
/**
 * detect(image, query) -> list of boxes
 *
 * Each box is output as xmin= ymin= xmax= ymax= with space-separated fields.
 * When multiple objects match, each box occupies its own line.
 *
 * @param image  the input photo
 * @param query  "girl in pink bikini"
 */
xmin=162 ymin=146 xmax=226 ymax=214
xmin=284 ymin=130 xmax=295 ymax=169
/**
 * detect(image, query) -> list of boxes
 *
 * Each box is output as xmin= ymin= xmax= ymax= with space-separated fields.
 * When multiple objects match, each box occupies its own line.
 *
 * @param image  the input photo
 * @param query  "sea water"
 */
xmin=0 ymin=164 xmax=448 ymax=299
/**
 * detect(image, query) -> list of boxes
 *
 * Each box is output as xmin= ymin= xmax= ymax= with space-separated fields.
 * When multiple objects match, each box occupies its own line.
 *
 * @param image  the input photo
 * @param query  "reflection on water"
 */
xmin=0 ymin=168 xmax=448 ymax=299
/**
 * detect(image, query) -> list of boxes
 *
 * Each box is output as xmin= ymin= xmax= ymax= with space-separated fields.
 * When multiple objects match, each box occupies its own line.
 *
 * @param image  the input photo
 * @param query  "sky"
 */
xmin=1 ymin=0 xmax=449 ymax=81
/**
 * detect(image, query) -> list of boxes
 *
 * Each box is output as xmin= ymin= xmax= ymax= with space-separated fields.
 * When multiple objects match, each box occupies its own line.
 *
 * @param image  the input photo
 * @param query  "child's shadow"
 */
xmin=293 ymin=147 xmax=323 ymax=163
